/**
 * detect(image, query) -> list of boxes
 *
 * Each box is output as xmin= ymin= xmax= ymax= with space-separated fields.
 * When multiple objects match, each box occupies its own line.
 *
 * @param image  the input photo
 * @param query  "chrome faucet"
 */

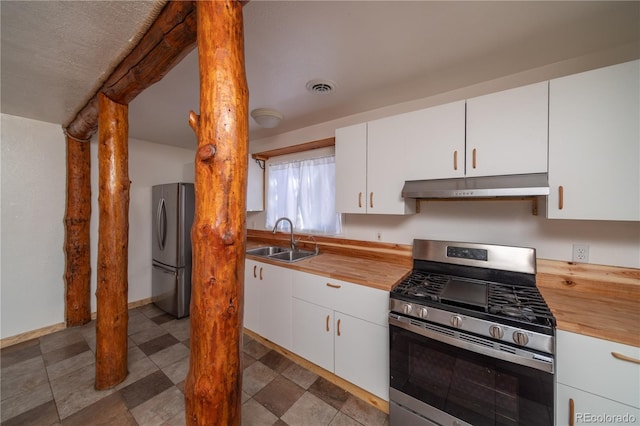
xmin=272 ymin=217 xmax=296 ymax=251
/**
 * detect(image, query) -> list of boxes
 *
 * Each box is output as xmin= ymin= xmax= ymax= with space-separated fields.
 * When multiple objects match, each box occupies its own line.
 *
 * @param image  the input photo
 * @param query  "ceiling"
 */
xmin=2 ymin=1 xmax=639 ymax=151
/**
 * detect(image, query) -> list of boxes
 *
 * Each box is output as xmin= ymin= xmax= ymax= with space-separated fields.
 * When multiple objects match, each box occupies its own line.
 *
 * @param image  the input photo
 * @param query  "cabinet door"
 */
xmin=247 ymin=154 xmax=264 ymax=212
xmin=258 ymin=263 xmax=292 ymax=350
xmin=556 ymin=330 xmax=640 ymax=409
xmin=557 ymin=383 xmax=640 ymax=426
xmin=243 ymin=260 xmax=261 ymax=333
xmin=331 ymin=279 xmax=389 ymax=327
xmin=367 ymin=115 xmax=418 ymax=214
xmin=335 ymin=123 xmax=368 ymax=213
xmin=466 ymin=81 xmax=548 ymax=177
xmin=395 ymin=101 xmax=466 ymax=180
xmin=548 ymin=60 xmax=640 ymax=220
xmin=292 ymin=298 xmax=334 ymax=372
xmin=334 ymin=312 xmax=389 ymax=400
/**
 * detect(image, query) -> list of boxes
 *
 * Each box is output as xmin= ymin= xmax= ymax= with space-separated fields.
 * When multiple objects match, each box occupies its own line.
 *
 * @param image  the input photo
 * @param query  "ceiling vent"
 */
xmin=306 ymin=79 xmax=336 ymax=94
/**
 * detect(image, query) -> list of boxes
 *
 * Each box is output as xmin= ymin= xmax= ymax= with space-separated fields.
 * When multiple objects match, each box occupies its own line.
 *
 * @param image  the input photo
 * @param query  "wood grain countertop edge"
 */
xmin=247 ymin=233 xmax=640 ymax=347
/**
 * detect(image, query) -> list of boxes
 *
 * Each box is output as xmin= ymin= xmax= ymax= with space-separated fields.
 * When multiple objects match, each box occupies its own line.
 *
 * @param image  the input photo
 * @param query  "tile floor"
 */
xmin=1 ymin=303 xmax=389 ymax=426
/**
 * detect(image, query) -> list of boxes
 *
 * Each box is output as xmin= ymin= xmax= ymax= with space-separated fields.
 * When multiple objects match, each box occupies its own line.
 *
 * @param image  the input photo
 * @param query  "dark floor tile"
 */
xmin=259 ymin=350 xmax=294 ymax=374
xmin=1 ymin=400 xmax=58 ymax=426
xmin=42 ymin=341 xmax=91 ymax=367
xmin=61 ymin=392 xmax=137 ymax=426
xmin=137 ymin=333 xmax=179 ymax=356
xmin=150 ymin=313 xmax=175 ymax=325
xmin=308 ymin=376 xmax=350 ymax=410
xmin=119 ymin=370 xmax=174 ymax=409
xmin=253 ymin=375 xmax=305 ymax=418
xmin=243 ymin=352 xmax=257 ymax=370
xmin=0 ymin=339 xmax=41 ymax=369
xmin=273 ymin=420 xmax=288 ymax=426
xmin=243 ymin=339 xmax=270 ymax=360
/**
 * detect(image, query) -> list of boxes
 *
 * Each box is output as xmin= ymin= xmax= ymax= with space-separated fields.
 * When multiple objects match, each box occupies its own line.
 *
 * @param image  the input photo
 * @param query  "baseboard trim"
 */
xmin=1 ymin=297 xmax=156 ymax=349
xmin=0 ymin=322 xmax=66 ymax=349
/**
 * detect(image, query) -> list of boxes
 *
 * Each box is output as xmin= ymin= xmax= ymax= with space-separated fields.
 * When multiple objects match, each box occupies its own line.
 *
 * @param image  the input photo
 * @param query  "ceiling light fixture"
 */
xmin=250 ymin=108 xmax=284 ymax=128
xmin=306 ymin=79 xmax=336 ymax=94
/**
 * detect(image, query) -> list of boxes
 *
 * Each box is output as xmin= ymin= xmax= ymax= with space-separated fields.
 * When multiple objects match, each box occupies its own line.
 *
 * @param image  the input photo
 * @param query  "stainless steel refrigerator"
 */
xmin=152 ymin=183 xmax=194 ymax=318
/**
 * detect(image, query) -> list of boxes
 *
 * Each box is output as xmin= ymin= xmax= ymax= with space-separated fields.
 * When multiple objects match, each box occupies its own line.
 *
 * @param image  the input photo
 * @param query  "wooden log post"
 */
xmin=184 ymin=1 xmax=248 ymax=424
xmin=63 ymin=134 xmax=92 ymax=327
xmin=95 ymin=92 xmax=130 ymax=390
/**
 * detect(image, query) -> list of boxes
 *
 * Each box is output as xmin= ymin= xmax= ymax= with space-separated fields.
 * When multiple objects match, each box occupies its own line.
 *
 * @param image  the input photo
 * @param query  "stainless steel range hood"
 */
xmin=402 ymin=173 xmax=550 ymax=199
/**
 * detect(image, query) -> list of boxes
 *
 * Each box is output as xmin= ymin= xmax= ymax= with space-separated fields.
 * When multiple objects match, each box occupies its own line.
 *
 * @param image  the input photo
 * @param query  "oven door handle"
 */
xmin=389 ymin=314 xmax=554 ymax=374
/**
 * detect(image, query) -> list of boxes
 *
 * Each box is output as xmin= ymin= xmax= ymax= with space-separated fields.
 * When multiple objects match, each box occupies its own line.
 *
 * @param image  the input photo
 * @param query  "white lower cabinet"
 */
xmin=243 ymin=259 xmax=292 ymax=350
xmin=334 ymin=311 xmax=389 ymax=400
xmin=556 ymin=384 xmax=640 ymax=426
xmin=556 ymin=330 xmax=640 ymax=425
xmin=292 ymin=298 xmax=334 ymax=372
xmin=292 ymin=270 xmax=389 ymax=400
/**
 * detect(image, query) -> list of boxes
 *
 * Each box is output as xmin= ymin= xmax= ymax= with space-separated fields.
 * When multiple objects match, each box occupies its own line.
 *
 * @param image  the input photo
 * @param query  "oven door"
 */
xmin=389 ymin=315 xmax=554 ymax=426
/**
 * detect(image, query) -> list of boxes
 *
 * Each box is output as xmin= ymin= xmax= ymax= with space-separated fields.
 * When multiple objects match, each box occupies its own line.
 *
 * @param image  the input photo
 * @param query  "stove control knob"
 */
xmin=513 ymin=331 xmax=529 ymax=346
xmin=402 ymin=304 xmax=413 ymax=315
xmin=450 ymin=315 xmax=463 ymax=328
xmin=417 ymin=307 xmax=428 ymax=319
xmin=489 ymin=325 xmax=504 ymax=340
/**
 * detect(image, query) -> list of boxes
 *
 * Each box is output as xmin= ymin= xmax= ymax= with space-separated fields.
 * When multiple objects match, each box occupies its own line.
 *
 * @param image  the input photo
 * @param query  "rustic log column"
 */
xmin=95 ymin=92 xmax=130 ymax=390
xmin=63 ymin=133 xmax=92 ymax=327
xmin=184 ymin=1 xmax=248 ymax=424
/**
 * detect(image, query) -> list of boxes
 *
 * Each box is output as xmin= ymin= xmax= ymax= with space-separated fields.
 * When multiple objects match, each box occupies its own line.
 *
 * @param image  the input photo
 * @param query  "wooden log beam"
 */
xmin=95 ymin=92 xmax=130 ymax=390
xmin=64 ymin=0 xmax=197 ymax=141
xmin=63 ymin=134 xmax=92 ymax=326
xmin=184 ymin=1 xmax=248 ymax=424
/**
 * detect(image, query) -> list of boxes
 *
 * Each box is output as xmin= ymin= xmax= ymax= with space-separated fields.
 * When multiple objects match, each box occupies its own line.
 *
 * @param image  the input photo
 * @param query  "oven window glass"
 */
xmin=390 ymin=325 xmax=553 ymax=426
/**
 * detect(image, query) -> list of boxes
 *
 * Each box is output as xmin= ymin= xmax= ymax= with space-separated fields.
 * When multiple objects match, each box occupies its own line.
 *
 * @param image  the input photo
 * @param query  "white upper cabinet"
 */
xmin=466 ymin=81 xmax=549 ymax=177
xmin=335 ymin=123 xmax=368 ymax=214
xmin=335 ymin=122 xmax=415 ymax=214
xmin=246 ymin=154 xmax=264 ymax=212
xmin=548 ymin=60 xmax=640 ymax=221
xmin=369 ymin=101 xmax=466 ymax=181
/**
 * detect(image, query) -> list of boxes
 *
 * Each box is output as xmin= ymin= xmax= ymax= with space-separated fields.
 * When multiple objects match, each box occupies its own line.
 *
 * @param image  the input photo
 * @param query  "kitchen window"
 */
xmin=266 ymin=154 xmax=342 ymax=235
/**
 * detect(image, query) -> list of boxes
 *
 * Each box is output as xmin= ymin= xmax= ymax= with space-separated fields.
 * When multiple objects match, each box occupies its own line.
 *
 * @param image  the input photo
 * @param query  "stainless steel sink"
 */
xmin=246 ymin=246 xmax=289 ymax=257
xmin=246 ymin=246 xmax=317 ymax=263
xmin=268 ymin=249 xmax=317 ymax=263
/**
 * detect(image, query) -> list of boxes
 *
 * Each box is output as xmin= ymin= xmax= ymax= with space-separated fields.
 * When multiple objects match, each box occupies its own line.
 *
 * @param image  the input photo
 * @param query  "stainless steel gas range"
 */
xmin=389 ymin=239 xmax=555 ymax=426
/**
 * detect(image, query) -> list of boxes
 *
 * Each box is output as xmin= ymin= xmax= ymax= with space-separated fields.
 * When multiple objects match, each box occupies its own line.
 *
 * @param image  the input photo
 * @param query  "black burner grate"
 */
xmin=392 ymin=270 xmax=555 ymax=329
xmin=392 ymin=271 xmax=447 ymax=300
xmin=488 ymin=284 xmax=555 ymax=326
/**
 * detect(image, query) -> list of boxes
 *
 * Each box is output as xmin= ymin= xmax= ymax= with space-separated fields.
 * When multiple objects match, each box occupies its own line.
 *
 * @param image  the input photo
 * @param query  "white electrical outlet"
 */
xmin=572 ymin=244 xmax=589 ymax=262
xmin=376 ymin=232 xmax=382 ymax=241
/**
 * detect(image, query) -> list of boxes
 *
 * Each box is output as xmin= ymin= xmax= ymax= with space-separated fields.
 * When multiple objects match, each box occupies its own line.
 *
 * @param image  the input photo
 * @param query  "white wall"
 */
xmin=88 ymin=138 xmax=195 ymax=313
xmin=1 ymin=114 xmax=66 ymax=338
xmin=0 ymin=113 xmax=195 ymax=339
xmin=248 ymin=51 xmax=640 ymax=269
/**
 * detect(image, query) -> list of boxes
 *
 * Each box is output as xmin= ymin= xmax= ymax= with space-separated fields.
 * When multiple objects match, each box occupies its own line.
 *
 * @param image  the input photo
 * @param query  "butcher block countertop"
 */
xmin=537 ymin=259 xmax=640 ymax=348
xmin=246 ymin=240 xmax=410 ymax=291
xmin=246 ymin=230 xmax=639 ymax=347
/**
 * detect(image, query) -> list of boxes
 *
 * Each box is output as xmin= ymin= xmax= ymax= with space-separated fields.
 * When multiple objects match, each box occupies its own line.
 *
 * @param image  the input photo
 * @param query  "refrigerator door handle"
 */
xmin=153 ymin=262 xmax=178 ymax=275
xmin=156 ymin=198 xmax=167 ymax=250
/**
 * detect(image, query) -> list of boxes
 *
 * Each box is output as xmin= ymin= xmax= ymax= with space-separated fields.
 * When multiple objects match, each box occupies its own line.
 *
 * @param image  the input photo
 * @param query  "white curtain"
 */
xmin=266 ymin=156 xmax=342 ymax=234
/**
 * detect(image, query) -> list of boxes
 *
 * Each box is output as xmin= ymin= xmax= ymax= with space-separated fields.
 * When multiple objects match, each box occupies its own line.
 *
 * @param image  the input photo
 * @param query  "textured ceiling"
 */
xmin=2 ymin=1 xmax=639 ymax=150
xmin=0 ymin=0 xmax=165 ymax=126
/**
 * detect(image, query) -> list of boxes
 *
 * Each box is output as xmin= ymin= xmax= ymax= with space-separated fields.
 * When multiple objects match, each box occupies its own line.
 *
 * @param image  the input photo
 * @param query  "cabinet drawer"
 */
xmin=557 ymin=330 xmax=640 ymax=408
xmin=292 ymin=271 xmax=389 ymax=326
xmin=556 ymin=383 xmax=640 ymax=426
